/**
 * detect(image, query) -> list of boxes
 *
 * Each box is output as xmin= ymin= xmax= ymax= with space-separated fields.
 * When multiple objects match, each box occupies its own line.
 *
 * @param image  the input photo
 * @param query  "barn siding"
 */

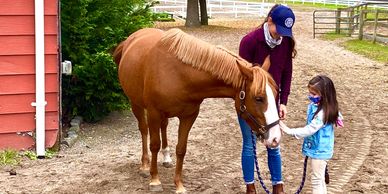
xmin=0 ymin=0 xmax=60 ymax=150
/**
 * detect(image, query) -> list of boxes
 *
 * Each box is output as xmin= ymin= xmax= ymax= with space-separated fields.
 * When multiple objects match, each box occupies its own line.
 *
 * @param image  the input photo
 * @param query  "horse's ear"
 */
xmin=261 ymin=55 xmax=271 ymax=71
xmin=236 ymin=60 xmax=253 ymax=80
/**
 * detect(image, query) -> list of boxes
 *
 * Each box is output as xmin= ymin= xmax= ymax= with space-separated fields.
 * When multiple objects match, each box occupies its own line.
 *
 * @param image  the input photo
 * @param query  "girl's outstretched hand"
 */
xmin=279 ymin=121 xmax=292 ymax=135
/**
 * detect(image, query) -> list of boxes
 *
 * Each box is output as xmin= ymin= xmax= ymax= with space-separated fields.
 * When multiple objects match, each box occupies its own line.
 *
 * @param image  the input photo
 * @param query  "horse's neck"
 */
xmin=189 ymin=77 xmax=237 ymax=100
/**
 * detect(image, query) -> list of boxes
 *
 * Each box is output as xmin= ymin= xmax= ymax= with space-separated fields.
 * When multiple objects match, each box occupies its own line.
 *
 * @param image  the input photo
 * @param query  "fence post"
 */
xmin=348 ymin=8 xmax=354 ymax=36
xmin=372 ymin=10 xmax=379 ymax=44
xmin=336 ymin=10 xmax=341 ymax=34
xmin=355 ymin=5 xmax=360 ymax=29
xmin=358 ymin=9 xmax=364 ymax=40
xmin=313 ymin=10 xmax=316 ymax=39
xmin=234 ymin=2 xmax=237 ymax=18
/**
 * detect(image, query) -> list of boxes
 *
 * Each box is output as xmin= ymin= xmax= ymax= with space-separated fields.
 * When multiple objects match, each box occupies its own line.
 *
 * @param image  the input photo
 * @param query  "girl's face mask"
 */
xmin=308 ymin=86 xmax=321 ymax=104
xmin=308 ymin=95 xmax=321 ymax=104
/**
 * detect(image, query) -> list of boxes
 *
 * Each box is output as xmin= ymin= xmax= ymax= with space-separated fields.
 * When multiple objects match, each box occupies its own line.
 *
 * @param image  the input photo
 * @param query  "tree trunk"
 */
xmin=185 ymin=0 xmax=201 ymax=27
xmin=199 ymin=0 xmax=208 ymax=25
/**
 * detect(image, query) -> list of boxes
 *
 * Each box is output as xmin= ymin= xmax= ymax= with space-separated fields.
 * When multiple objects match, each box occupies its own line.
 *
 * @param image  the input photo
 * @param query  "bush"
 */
xmin=61 ymin=0 xmax=156 ymax=122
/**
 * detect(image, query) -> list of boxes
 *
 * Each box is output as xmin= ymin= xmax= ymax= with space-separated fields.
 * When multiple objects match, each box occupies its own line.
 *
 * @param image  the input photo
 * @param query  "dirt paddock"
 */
xmin=1 ymin=10 xmax=387 ymax=194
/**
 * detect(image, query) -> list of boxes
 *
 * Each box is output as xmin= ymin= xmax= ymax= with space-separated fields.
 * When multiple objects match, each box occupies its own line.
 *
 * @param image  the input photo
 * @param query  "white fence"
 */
xmin=151 ymin=0 xmax=387 ymax=20
xmin=152 ymin=0 xmax=275 ymax=18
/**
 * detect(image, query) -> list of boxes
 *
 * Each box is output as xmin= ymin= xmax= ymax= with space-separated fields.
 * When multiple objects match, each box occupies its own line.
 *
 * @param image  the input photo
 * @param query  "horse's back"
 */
xmin=118 ymin=28 xmax=164 ymax=107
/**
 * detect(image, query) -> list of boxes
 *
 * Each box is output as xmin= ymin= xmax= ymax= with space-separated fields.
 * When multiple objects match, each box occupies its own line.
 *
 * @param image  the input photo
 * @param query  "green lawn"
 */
xmin=342 ymin=39 xmax=388 ymax=63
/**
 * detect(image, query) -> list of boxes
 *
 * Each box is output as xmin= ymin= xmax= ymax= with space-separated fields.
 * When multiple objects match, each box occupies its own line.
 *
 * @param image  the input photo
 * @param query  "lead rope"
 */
xmin=251 ymin=130 xmax=308 ymax=194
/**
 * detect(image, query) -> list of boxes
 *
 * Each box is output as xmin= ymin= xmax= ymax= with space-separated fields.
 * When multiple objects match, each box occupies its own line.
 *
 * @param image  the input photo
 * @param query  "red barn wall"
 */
xmin=0 ymin=0 xmax=60 ymax=150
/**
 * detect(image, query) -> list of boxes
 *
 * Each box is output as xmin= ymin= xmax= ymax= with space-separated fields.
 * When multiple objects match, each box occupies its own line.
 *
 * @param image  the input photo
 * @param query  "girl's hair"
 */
xmin=259 ymin=4 xmax=297 ymax=58
xmin=308 ymin=75 xmax=339 ymax=125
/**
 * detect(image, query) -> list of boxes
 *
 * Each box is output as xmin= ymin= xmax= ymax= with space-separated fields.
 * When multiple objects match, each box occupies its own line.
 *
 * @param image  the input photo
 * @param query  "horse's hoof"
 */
xmin=149 ymin=183 xmax=163 ymax=192
xmin=163 ymin=161 xmax=173 ymax=168
xmin=139 ymin=169 xmax=150 ymax=178
xmin=176 ymin=188 xmax=187 ymax=194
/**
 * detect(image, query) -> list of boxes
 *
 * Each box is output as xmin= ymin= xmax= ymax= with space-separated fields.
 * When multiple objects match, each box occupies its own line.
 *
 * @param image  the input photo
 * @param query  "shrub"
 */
xmin=61 ymin=0 xmax=155 ymax=122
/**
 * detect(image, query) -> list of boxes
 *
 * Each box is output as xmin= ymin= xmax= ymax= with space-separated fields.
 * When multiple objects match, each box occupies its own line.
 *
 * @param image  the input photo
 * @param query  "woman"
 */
xmin=238 ymin=4 xmax=297 ymax=194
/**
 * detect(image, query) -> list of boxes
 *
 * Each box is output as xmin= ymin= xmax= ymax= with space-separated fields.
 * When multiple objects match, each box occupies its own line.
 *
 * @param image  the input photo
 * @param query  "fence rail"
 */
xmin=358 ymin=9 xmax=388 ymax=43
xmin=152 ymin=0 xmax=275 ymax=18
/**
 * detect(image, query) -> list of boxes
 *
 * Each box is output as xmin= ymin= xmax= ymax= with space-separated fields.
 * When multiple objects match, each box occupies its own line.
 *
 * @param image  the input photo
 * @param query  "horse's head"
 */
xmin=235 ymin=60 xmax=281 ymax=148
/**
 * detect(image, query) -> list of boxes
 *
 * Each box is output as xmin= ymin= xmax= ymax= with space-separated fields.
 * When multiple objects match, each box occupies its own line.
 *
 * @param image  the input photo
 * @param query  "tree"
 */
xmin=199 ymin=0 xmax=208 ymax=25
xmin=185 ymin=0 xmax=208 ymax=27
xmin=185 ymin=0 xmax=201 ymax=27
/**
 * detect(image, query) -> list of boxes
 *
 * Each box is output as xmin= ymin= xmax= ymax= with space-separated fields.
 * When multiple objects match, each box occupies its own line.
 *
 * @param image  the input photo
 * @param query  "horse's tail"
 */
xmin=112 ymin=40 xmax=125 ymax=65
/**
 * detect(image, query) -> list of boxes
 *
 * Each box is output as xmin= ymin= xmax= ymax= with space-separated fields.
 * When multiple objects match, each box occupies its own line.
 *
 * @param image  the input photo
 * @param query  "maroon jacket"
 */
xmin=239 ymin=28 xmax=293 ymax=105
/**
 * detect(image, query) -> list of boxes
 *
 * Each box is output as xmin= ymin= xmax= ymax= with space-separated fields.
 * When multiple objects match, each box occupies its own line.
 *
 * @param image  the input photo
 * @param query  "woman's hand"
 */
xmin=279 ymin=104 xmax=287 ymax=120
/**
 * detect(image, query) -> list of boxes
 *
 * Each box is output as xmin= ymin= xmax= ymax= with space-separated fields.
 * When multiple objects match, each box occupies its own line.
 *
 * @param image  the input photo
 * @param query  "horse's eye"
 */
xmin=255 ymin=97 xmax=264 ymax=102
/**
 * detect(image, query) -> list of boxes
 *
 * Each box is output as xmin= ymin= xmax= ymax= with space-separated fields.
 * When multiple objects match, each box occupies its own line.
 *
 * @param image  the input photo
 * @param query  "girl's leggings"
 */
xmin=311 ymin=159 xmax=328 ymax=194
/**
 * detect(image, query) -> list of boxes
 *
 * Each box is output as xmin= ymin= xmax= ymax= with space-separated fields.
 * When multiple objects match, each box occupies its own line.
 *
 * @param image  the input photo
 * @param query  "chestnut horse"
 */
xmin=113 ymin=28 xmax=281 ymax=193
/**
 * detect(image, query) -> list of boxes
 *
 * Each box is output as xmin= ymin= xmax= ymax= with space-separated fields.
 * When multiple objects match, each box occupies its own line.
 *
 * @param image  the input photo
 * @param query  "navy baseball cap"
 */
xmin=270 ymin=5 xmax=295 ymax=37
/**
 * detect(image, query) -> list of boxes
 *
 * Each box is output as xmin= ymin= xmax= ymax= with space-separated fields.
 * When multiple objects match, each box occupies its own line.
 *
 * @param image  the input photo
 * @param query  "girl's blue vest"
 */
xmin=302 ymin=103 xmax=334 ymax=160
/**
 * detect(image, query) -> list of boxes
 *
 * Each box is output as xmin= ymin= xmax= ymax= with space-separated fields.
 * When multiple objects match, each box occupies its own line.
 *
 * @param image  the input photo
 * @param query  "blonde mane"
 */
xmin=160 ymin=28 xmax=274 ymax=95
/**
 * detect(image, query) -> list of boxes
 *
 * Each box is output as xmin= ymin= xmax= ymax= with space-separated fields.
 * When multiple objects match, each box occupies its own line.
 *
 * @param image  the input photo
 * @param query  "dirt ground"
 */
xmin=1 ymin=9 xmax=387 ymax=194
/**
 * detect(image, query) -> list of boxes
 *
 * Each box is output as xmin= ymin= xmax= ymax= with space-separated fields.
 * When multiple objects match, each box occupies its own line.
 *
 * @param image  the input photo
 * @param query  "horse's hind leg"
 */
xmin=147 ymin=109 xmax=163 ymax=192
xmin=131 ymin=104 xmax=150 ymax=176
xmin=161 ymin=118 xmax=173 ymax=168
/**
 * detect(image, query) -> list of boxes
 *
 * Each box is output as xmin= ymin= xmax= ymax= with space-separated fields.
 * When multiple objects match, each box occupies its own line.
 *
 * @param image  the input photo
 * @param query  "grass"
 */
xmin=286 ymin=1 xmax=347 ymax=10
xmin=342 ymin=39 xmax=388 ymax=63
xmin=247 ymin=0 xmax=347 ymax=10
xmin=320 ymin=30 xmax=388 ymax=63
xmin=154 ymin=12 xmax=175 ymax=22
xmin=22 ymin=150 xmax=38 ymax=160
xmin=0 ymin=149 xmax=58 ymax=166
xmin=321 ymin=31 xmax=349 ymax=41
xmin=0 ymin=150 xmax=20 ymax=166
xmin=365 ymin=10 xmax=388 ymax=20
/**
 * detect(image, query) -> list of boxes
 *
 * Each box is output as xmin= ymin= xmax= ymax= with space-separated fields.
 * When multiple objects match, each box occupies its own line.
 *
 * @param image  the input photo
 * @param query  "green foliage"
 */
xmin=61 ymin=0 xmax=155 ymax=122
xmin=248 ymin=0 xmax=346 ymax=9
xmin=0 ymin=150 xmax=20 ymax=166
xmin=22 ymin=151 xmax=37 ymax=160
xmin=321 ymin=31 xmax=348 ymax=41
xmin=154 ymin=12 xmax=175 ymax=22
xmin=288 ymin=1 xmax=347 ymax=10
xmin=342 ymin=40 xmax=388 ymax=63
xmin=44 ymin=149 xmax=56 ymax=159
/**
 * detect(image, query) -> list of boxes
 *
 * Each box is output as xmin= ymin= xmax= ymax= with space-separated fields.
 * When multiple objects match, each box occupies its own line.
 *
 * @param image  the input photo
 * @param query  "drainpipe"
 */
xmin=32 ymin=0 xmax=46 ymax=157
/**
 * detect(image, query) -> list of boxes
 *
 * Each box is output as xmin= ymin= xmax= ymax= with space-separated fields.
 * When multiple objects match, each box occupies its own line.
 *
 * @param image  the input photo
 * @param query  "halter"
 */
xmin=238 ymin=79 xmax=279 ymax=139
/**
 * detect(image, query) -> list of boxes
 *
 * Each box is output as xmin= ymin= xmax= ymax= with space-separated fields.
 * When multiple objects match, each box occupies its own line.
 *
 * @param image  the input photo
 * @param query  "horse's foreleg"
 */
xmin=161 ymin=118 xmax=172 ymax=168
xmin=175 ymin=110 xmax=199 ymax=194
xmin=147 ymin=109 xmax=163 ymax=192
xmin=131 ymin=104 xmax=150 ymax=176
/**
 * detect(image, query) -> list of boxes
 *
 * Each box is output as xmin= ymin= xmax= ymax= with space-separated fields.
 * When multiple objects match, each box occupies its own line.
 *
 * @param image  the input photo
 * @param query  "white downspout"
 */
xmin=32 ymin=0 xmax=46 ymax=157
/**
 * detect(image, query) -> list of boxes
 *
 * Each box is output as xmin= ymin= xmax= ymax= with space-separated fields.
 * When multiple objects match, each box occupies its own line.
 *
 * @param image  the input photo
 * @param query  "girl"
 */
xmin=238 ymin=4 xmax=296 ymax=194
xmin=280 ymin=75 xmax=343 ymax=194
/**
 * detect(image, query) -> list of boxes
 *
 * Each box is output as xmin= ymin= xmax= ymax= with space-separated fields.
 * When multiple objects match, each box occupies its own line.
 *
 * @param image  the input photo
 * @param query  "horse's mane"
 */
xmin=160 ymin=28 xmax=275 ymax=95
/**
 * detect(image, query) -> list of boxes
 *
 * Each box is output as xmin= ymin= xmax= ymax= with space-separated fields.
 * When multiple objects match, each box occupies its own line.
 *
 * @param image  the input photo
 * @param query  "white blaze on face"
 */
xmin=264 ymin=82 xmax=281 ymax=147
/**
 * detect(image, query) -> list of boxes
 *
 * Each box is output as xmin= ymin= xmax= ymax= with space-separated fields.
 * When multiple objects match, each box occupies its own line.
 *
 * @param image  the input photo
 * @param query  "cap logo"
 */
xmin=285 ymin=18 xmax=294 ymax=28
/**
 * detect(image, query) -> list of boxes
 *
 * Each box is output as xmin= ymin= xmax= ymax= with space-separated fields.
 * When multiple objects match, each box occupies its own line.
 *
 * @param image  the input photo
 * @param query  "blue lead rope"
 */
xmin=251 ymin=131 xmax=308 ymax=194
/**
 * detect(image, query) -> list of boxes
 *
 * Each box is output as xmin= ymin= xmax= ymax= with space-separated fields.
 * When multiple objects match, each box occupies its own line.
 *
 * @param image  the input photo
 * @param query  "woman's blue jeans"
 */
xmin=238 ymin=115 xmax=283 ymax=185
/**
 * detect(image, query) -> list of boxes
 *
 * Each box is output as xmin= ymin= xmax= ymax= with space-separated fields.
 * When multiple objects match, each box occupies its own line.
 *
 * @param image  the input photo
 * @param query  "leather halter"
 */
xmin=238 ymin=79 xmax=280 ymax=139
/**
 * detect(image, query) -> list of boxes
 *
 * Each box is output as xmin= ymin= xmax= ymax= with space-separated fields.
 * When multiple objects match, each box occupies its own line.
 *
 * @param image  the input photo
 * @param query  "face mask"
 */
xmin=308 ymin=95 xmax=321 ymax=104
